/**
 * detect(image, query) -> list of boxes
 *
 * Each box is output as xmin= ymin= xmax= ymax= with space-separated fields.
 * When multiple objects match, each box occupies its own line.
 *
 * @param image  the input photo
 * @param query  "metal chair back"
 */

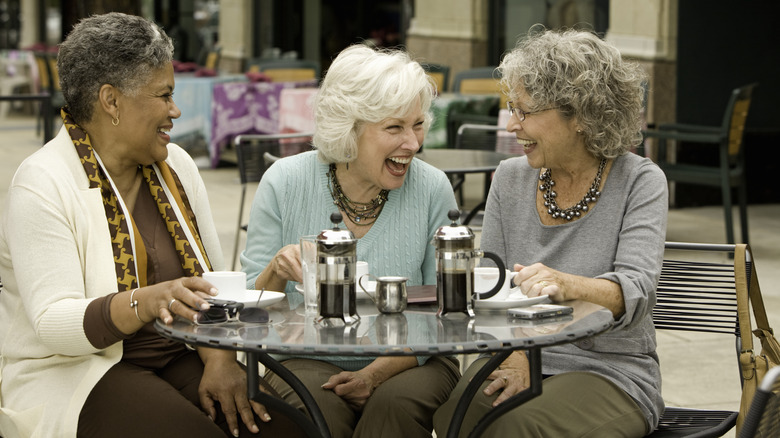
xmin=738 ymin=366 xmax=780 ymax=438
xmin=231 ymin=133 xmax=313 ymax=269
xmin=648 ymin=241 xmax=748 ymax=437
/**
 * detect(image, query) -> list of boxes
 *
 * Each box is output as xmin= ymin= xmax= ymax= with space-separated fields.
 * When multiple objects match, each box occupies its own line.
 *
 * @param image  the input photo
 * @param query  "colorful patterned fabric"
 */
xmin=64 ymin=109 xmax=212 ymax=291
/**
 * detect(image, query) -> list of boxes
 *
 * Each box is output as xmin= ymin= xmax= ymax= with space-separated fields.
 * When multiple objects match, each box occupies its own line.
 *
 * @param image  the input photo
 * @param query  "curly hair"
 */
xmin=499 ymin=26 xmax=646 ymax=158
xmin=57 ymin=12 xmax=174 ymax=125
xmin=314 ymin=44 xmax=436 ymax=164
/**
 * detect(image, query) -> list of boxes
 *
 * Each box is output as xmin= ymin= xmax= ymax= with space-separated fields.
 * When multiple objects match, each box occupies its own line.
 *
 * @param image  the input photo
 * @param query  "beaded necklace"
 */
xmin=327 ymin=164 xmax=389 ymax=226
xmin=539 ymin=158 xmax=606 ymax=221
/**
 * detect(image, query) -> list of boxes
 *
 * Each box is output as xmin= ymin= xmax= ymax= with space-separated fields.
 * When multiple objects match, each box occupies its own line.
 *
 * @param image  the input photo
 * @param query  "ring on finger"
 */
xmin=502 ymin=376 xmax=508 ymax=383
xmin=168 ymin=298 xmax=177 ymax=311
xmin=539 ymin=281 xmax=548 ymax=288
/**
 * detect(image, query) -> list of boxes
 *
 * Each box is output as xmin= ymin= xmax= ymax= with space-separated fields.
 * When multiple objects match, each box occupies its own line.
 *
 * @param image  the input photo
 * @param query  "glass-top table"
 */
xmin=156 ymin=294 xmax=613 ymax=437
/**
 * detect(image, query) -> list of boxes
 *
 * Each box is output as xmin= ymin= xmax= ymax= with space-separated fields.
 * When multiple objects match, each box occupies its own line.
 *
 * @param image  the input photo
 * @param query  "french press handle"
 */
xmin=472 ymin=252 xmax=506 ymax=300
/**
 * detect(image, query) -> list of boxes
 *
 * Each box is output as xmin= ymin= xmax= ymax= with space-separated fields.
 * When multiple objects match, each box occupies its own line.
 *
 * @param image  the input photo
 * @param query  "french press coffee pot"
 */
xmin=316 ymin=212 xmax=360 ymax=325
xmin=434 ymin=209 xmax=506 ymax=317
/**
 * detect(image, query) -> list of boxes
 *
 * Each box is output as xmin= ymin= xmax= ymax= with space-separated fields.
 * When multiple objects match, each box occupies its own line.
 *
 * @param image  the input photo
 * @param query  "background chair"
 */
xmin=246 ymin=58 xmax=320 ymax=83
xmin=32 ymin=51 xmax=64 ymax=137
xmin=231 ymin=132 xmax=314 ymax=269
xmin=448 ymin=66 xmax=503 ymax=142
xmin=738 ymin=365 xmax=780 ymax=438
xmin=647 ymin=241 xmax=751 ymax=437
xmin=642 ymin=83 xmax=757 ymax=245
xmin=421 ymin=62 xmax=450 ymax=93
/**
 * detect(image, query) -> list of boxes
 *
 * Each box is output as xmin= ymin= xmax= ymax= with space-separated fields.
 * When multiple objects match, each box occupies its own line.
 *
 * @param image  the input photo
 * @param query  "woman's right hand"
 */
xmin=254 ymin=244 xmax=302 ymax=291
xmin=272 ymin=244 xmax=303 ymax=283
xmin=111 ymin=276 xmax=218 ymax=333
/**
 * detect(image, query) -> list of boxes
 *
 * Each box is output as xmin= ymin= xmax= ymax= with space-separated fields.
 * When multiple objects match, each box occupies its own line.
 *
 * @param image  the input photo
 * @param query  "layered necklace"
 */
xmin=328 ymin=164 xmax=389 ymax=226
xmin=539 ymin=158 xmax=606 ymax=221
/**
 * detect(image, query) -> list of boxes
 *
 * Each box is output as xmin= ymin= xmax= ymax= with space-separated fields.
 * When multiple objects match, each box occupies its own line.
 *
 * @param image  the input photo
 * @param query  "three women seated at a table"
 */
xmin=0 ymin=12 xmax=665 ymax=438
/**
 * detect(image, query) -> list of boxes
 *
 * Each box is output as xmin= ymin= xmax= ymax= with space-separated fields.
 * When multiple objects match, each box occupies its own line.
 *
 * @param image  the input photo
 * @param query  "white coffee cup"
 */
xmin=203 ymin=271 xmax=247 ymax=301
xmin=356 ymin=261 xmax=369 ymax=281
xmin=474 ymin=267 xmax=513 ymax=300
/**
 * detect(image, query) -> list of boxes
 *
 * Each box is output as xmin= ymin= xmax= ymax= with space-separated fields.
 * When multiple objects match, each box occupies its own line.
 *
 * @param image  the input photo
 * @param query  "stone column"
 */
xmin=406 ymin=0 xmax=490 ymax=91
xmin=606 ymin=0 xmax=677 ymax=130
xmin=218 ymin=0 xmax=253 ymax=73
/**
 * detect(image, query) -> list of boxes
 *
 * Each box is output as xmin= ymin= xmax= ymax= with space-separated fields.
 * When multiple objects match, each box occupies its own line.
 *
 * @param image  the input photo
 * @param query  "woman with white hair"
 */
xmin=241 ymin=44 xmax=460 ymax=437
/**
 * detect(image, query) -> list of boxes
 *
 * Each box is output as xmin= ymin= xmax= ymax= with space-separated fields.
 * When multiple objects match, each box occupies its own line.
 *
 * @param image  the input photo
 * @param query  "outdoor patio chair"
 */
xmin=647 ymin=241 xmax=752 ymax=437
xmin=738 ymin=365 xmax=780 ymax=438
xmin=33 ymin=51 xmax=64 ymax=137
xmin=421 ymin=62 xmax=450 ymax=93
xmin=231 ymin=133 xmax=313 ymax=269
xmin=642 ymin=83 xmax=758 ymax=246
xmin=247 ymin=58 xmax=320 ymax=83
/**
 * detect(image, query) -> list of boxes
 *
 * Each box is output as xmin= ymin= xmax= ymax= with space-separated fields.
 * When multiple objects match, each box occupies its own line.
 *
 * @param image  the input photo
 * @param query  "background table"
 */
xmin=170 ymin=73 xmax=245 ymax=156
xmin=209 ymin=80 xmax=318 ymax=167
xmin=157 ymin=297 xmax=613 ymax=438
xmin=417 ymin=149 xmax=517 ymax=224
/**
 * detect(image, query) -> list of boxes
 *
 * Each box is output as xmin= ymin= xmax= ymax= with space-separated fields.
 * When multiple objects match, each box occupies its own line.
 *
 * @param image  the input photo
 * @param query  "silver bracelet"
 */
xmin=129 ymin=288 xmax=144 ymax=323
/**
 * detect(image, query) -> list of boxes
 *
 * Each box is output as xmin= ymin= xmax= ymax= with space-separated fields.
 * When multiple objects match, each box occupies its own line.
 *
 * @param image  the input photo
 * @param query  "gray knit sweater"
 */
xmin=480 ymin=152 xmax=668 ymax=430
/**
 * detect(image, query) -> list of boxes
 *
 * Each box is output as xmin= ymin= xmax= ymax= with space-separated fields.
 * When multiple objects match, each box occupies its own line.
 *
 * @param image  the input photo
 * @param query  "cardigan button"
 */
xmin=576 ymin=338 xmax=594 ymax=350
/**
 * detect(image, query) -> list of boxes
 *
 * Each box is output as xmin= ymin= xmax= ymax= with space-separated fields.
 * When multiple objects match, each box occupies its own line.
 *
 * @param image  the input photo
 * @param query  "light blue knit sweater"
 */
xmin=241 ymin=150 xmax=457 ymax=369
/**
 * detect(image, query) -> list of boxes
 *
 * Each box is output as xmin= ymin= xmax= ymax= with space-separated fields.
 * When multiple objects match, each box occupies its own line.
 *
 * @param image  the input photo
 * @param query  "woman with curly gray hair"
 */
xmin=241 ymin=44 xmax=460 ymax=437
xmin=434 ymin=27 xmax=668 ymax=437
xmin=0 ymin=12 xmax=271 ymax=437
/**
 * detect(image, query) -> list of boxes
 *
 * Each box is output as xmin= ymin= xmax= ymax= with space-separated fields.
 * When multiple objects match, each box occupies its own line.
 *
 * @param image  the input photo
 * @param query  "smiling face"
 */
xmin=115 ymin=64 xmax=181 ymax=165
xmin=351 ymin=99 xmax=425 ymax=192
xmin=506 ymin=89 xmax=583 ymax=170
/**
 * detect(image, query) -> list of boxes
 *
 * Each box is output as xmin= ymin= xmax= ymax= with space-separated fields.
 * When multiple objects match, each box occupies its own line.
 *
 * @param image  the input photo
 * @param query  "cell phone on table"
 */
xmin=508 ymin=304 xmax=573 ymax=320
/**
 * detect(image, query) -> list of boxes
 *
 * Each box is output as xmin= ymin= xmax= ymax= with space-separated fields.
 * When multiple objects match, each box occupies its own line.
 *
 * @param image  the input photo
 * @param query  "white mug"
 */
xmin=474 ymin=267 xmax=514 ymax=300
xmin=356 ymin=261 xmax=369 ymax=281
xmin=203 ymin=271 xmax=247 ymax=301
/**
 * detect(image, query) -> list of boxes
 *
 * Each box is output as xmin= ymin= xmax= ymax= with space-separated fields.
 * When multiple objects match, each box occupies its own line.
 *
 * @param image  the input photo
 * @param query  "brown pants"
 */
xmin=264 ymin=356 xmax=461 ymax=438
xmin=77 ymin=351 xmax=261 ymax=438
xmin=433 ymin=357 xmax=649 ymax=438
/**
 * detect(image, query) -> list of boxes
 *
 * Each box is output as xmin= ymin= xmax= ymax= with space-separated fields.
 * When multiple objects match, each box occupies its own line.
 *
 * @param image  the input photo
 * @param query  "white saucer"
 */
xmin=216 ymin=290 xmax=285 ymax=308
xmin=294 ymin=282 xmax=376 ymax=299
xmin=474 ymin=293 xmax=550 ymax=310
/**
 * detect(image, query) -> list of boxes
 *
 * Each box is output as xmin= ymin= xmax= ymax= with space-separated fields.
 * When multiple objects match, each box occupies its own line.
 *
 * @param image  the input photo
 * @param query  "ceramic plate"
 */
xmin=474 ymin=294 xmax=550 ymax=310
xmin=218 ymin=290 xmax=285 ymax=308
xmin=294 ymin=282 xmax=376 ymax=299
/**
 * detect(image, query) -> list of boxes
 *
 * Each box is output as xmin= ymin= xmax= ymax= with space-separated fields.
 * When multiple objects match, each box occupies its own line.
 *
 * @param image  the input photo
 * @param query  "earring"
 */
xmin=112 ymin=112 xmax=120 ymax=126
xmin=576 ymin=128 xmax=583 ymax=134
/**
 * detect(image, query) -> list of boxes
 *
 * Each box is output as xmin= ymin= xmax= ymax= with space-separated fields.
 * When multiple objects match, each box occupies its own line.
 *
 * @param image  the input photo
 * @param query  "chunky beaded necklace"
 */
xmin=539 ymin=158 xmax=606 ymax=221
xmin=328 ymin=163 xmax=389 ymax=226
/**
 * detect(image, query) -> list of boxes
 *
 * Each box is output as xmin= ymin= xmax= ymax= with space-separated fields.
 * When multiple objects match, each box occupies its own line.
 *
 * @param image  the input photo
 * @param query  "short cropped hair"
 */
xmin=58 ymin=12 xmax=174 ymax=125
xmin=314 ymin=44 xmax=436 ymax=164
xmin=499 ymin=26 xmax=646 ymax=158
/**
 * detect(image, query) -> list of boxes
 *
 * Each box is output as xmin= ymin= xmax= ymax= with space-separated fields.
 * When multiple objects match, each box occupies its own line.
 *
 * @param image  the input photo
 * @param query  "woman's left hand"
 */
xmin=321 ymin=370 xmax=376 ymax=411
xmin=198 ymin=349 xmax=269 ymax=437
xmin=484 ymin=351 xmax=531 ymax=407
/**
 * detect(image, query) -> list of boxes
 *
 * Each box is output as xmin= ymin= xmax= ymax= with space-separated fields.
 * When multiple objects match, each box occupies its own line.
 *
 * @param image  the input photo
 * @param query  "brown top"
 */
xmin=84 ymin=179 xmax=188 ymax=368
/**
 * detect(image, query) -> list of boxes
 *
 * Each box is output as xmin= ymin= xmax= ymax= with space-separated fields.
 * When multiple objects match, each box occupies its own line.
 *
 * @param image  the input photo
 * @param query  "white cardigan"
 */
xmin=0 ymin=126 xmax=224 ymax=438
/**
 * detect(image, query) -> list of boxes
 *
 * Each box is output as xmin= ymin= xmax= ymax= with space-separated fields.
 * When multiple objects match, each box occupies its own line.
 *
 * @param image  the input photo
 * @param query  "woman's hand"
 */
xmin=111 ymin=276 xmax=217 ymax=334
xmin=511 ymin=262 xmax=568 ymax=301
xmin=320 ymin=369 xmax=376 ymax=411
xmin=512 ymin=263 xmax=625 ymax=317
xmin=198 ymin=348 xmax=271 ymax=437
xmin=321 ymin=357 xmax=417 ymax=411
xmin=484 ymin=351 xmax=530 ymax=407
xmin=254 ymin=244 xmax=301 ymax=291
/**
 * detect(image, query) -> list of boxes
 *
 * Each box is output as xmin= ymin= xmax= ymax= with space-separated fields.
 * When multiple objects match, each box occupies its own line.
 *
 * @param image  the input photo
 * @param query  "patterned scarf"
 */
xmin=64 ymin=109 xmax=212 ymax=291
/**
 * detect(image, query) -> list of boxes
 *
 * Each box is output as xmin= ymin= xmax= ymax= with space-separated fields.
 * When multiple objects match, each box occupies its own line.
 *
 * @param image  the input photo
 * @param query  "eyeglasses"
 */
xmin=196 ymin=295 xmax=270 ymax=325
xmin=506 ymin=101 xmax=559 ymax=122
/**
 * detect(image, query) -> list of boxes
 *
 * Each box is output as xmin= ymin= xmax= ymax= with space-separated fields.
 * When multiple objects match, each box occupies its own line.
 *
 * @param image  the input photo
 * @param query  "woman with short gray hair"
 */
xmin=0 ymin=12 xmax=269 ymax=437
xmin=434 ymin=27 xmax=668 ymax=437
xmin=242 ymin=44 xmax=460 ymax=438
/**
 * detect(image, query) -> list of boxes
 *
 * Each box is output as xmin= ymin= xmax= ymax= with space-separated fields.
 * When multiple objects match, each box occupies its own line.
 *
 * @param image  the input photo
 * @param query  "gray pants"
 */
xmin=433 ymin=357 xmax=649 ymax=438
xmin=265 ymin=356 xmax=460 ymax=438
